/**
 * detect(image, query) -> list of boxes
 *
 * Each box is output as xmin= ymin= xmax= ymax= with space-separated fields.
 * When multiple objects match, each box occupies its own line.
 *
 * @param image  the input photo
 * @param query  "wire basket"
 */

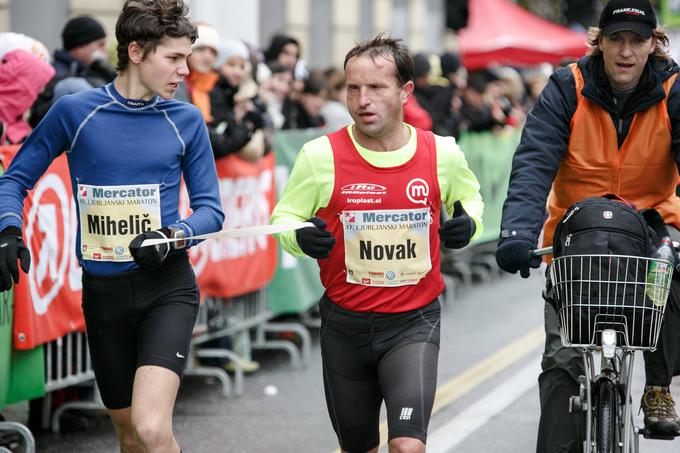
xmin=549 ymin=254 xmax=673 ymax=350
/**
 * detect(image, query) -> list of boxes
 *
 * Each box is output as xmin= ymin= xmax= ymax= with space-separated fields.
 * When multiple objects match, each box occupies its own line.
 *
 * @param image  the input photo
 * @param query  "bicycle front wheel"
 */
xmin=597 ymin=379 xmax=618 ymax=453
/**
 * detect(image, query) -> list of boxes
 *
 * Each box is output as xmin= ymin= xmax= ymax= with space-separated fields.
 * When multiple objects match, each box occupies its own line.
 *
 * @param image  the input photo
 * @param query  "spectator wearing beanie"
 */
xmin=210 ymin=39 xmax=251 ymax=115
xmin=412 ymin=52 xmax=455 ymax=135
xmin=52 ymin=15 xmax=116 ymax=86
xmin=178 ymin=23 xmax=221 ymax=120
xmin=207 ymin=39 xmax=266 ymax=159
xmin=439 ymin=51 xmax=467 ymax=138
xmin=440 ymin=52 xmax=461 ymax=80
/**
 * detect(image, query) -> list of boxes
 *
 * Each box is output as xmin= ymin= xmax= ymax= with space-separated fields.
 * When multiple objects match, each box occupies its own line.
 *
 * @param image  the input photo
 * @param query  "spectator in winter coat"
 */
xmin=0 ymin=49 xmax=55 ymax=144
xmin=282 ymin=74 xmax=327 ymax=130
xmin=175 ymin=23 xmax=220 ymax=121
xmin=208 ymin=39 xmax=267 ymax=159
xmin=320 ymin=67 xmax=353 ymax=130
xmin=260 ymin=62 xmax=293 ymax=129
xmin=264 ymin=33 xmax=300 ymax=71
xmin=52 ymin=16 xmax=116 ymax=87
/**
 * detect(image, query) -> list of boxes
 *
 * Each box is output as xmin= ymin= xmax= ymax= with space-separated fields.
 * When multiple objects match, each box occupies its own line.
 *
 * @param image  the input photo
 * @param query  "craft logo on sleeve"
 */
xmin=77 ymin=183 xmax=161 ymax=261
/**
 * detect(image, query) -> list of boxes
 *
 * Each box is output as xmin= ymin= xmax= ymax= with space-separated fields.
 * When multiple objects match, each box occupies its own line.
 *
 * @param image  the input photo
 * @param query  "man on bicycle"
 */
xmin=495 ymin=0 xmax=680 ymax=451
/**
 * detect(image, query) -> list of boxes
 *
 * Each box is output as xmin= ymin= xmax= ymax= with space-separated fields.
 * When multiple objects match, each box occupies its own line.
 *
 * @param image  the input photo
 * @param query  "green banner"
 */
xmin=5 ymin=344 xmax=44 ymax=406
xmin=0 ymin=283 xmax=43 ymax=410
xmin=0 ymin=289 xmax=12 ymax=407
xmin=0 ymin=163 xmax=44 ymax=409
xmin=457 ymin=129 xmax=520 ymax=244
xmin=269 ymin=130 xmax=329 ymax=315
xmin=660 ymin=0 xmax=680 ymax=28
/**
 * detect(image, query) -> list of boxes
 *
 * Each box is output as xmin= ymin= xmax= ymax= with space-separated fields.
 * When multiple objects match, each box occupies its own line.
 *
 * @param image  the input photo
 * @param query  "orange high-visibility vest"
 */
xmin=542 ymin=64 xmax=680 ymax=249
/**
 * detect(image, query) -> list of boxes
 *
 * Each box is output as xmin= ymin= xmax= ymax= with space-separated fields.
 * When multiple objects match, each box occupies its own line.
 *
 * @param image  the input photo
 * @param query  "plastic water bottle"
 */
xmin=646 ymin=236 xmax=674 ymax=306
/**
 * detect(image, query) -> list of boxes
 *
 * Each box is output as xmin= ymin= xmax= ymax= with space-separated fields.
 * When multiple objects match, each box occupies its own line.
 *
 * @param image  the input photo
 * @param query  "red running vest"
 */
xmin=316 ymin=127 xmax=444 ymax=313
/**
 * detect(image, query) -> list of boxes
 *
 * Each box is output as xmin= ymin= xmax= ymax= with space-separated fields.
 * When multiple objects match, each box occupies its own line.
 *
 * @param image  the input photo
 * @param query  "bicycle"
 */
xmin=532 ymin=246 xmax=675 ymax=453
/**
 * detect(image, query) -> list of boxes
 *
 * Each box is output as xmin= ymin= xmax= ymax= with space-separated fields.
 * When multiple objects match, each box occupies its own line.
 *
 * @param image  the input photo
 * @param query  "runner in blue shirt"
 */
xmin=0 ymin=1 xmax=223 ymax=451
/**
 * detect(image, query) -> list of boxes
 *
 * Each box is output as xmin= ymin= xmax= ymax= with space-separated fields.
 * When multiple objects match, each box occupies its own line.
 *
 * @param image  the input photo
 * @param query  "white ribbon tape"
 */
xmin=140 ymin=222 xmax=314 ymax=248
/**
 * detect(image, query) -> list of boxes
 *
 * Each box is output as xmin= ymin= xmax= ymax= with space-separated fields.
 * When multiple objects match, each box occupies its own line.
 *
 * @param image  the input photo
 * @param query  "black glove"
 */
xmin=296 ymin=217 xmax=336 ymax=259
xmin=0 ymin=227 xmax=31 ymax=292
xmin=495 ymin=239 xmax=541 ymax=278
xmin=243 ymin=110 xmax=265 ymax=131
xmin=439 ymin=201 xmax=476 ymax=249
xmin=129 ymin=228 xmax=171 ymax=271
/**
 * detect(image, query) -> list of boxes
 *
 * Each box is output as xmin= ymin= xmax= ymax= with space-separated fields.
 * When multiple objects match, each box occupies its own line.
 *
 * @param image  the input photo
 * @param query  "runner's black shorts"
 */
xmin=319 ymin=294 xmax=441 ymax=453
xmin=81 ymin=252 xmax=199 ymax=410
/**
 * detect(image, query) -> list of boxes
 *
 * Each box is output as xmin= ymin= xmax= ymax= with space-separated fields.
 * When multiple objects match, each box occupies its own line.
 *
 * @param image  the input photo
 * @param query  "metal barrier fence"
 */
xmin=19 ymin=285 xmax=311 ymax=435
xmin=42 ymin=331 xmax=102 ymax=433
xmin=187 ymin=286 xmax=311 ymax=397
xmin=0 ymin=421 xmax=35 ymax=453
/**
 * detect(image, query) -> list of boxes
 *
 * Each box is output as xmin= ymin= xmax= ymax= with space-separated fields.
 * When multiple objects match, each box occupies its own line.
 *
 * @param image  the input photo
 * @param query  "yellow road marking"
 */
xmin=330 ymin=325 xmax=545 ymax=453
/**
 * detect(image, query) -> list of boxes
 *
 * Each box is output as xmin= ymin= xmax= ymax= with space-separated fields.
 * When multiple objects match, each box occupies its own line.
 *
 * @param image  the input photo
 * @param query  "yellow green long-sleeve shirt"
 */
xmin=271 ymin=124 xmax=484 ymax=256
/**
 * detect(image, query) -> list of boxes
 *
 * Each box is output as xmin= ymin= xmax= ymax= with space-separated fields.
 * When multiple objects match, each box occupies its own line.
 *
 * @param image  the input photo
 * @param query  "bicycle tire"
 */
xmin=597 ymin=379 xmax=618 ymax=453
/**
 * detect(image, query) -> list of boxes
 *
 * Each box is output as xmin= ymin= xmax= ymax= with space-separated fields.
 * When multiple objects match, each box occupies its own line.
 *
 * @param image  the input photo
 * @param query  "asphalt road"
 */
xmin=4 ymin=266 xmax=680 ymax=452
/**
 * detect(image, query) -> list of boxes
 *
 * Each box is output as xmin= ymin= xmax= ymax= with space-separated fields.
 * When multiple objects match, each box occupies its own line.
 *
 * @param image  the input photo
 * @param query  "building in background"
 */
xmin=0 ymin=0 xmax=446 ymax=70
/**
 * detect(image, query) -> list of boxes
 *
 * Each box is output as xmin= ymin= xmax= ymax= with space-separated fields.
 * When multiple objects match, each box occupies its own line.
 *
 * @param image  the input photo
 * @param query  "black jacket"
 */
xmin=52 ymin=49 xmax=116 ymax=87
xmin=499 ymin=54 xmax=680 ymax=246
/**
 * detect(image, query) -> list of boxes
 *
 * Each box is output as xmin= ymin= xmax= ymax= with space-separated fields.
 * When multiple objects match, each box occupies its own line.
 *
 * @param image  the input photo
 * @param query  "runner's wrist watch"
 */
xmin=168 ymin=226 xmax=186 ymax=250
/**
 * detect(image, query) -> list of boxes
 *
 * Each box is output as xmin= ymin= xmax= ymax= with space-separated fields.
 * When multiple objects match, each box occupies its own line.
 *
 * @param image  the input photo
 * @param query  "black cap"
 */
xmin=599 ymin=0 xmax=656 ymax=39
xmin=62 ymin=16 xmax=106 ymax=50
xmin=413 ymin=53 xmax=431 ymax=79
xmin=440 ymin=52 xmax=461 ymax=77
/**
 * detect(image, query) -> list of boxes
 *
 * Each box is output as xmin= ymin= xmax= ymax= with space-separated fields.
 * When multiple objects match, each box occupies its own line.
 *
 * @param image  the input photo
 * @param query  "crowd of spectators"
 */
xmin=1 ymin=17 xmax=556 ymax=153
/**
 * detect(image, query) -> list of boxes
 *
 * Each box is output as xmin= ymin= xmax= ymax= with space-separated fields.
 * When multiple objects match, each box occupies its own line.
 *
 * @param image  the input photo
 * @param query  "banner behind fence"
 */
xmin=269 ymin=130 xmax=327 ymax=315
xmin=182 ymin=152 xmax=278 ymax=298
xmin=0 ymin=158 xmax=44 ymax=408
xmin=458 ymin=129 xmax=520 ymax=244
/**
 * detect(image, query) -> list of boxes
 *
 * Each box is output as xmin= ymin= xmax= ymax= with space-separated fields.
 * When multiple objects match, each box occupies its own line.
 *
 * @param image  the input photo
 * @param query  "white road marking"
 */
xmin=426 ymin=357 xmax=541 ymax=453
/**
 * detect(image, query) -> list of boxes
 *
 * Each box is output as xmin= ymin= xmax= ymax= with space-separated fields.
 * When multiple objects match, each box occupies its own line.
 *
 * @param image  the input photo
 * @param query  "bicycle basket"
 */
xmin=549 ymin=254 xmax=672 ymax=350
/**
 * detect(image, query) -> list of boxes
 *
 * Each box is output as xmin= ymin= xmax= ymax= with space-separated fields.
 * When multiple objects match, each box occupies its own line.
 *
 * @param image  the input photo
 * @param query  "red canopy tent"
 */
xmin=458 ymin=0 xmax=589 ymax=70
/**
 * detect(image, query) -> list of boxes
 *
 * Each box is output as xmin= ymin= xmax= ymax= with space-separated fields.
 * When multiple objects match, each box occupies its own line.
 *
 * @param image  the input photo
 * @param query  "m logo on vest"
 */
xmin=406 ymin=178 xmax=429 ymax=206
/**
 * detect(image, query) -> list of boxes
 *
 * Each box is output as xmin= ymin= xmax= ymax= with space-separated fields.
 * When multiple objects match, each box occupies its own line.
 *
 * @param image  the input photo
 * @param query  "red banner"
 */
xmin=182 ymin=153 xmax=278 ymax=298
xmin=1 ymin=146 xmax=85 ymax=350
xmin=1 ymin=146 xmax=277 ymax=349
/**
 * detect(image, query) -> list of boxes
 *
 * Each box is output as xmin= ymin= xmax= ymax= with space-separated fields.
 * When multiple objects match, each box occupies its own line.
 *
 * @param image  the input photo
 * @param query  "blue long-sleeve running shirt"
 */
xmin=0 ymin=82 xmax=224 ymax=275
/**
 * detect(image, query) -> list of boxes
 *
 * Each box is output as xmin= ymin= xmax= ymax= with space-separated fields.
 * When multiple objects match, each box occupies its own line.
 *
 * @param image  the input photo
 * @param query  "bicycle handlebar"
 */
xmin=529 ymin=246 xmax=552 ymax=258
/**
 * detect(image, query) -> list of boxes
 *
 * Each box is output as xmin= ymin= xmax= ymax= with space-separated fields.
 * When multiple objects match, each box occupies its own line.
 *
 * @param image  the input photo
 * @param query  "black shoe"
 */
xmin=640 ymin=385 xmax=680 ymax=435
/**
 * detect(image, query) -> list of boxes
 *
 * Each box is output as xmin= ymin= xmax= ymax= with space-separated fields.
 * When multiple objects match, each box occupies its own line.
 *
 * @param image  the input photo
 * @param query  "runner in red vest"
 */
xmin=271 ymin=35 xmax=483 ymax=453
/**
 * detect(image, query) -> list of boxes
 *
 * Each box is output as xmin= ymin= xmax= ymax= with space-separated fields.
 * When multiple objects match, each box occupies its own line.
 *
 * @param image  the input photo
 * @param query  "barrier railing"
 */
xmin=0 ymin=421 xmax=35 ymax=452
xmin=187 ymin=286 xmax=311 ymax=397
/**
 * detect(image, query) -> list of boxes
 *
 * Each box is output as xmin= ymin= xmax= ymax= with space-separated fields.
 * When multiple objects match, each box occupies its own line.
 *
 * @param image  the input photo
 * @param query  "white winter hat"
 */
xmin=192 ymin=24 xmax=220 ymax=52
xmin=214 ymin=39 xmax=250 ymax=69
